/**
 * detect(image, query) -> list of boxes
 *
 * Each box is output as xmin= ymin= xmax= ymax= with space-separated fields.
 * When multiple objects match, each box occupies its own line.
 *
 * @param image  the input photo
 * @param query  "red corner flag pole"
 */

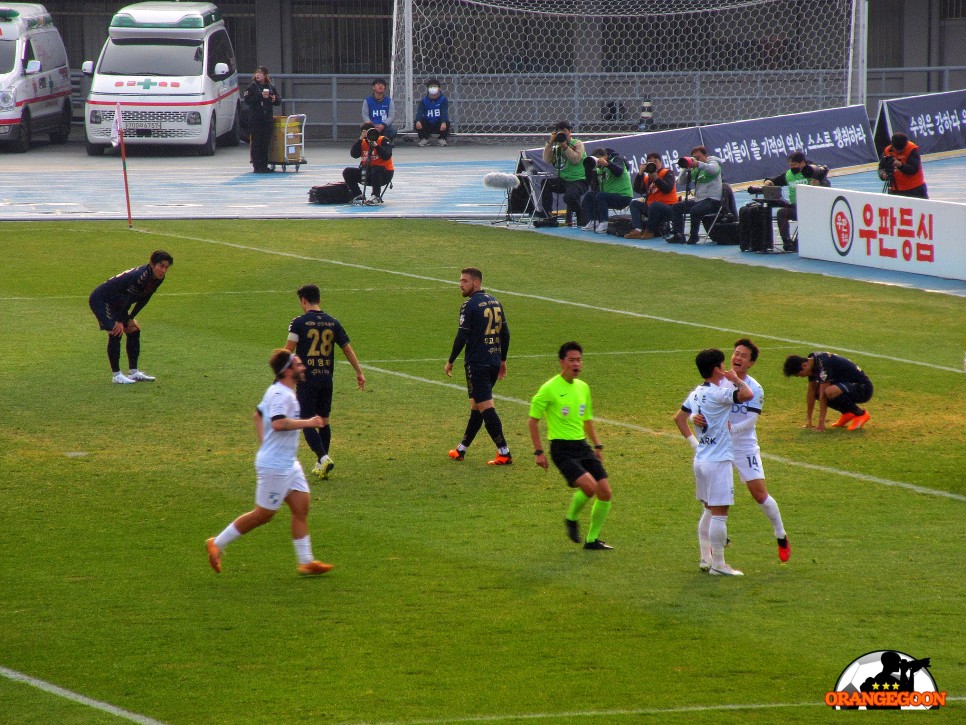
xmin=112 ymin=102 xmax=133 ymax=228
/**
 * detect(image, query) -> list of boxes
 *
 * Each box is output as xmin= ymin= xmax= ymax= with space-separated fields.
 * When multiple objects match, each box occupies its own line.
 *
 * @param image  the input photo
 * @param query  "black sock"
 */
xmin=125 ymin=330 xmax=141 ymax=370
xmin=303 ymin=425 xmax=325 ymax=460
xmin=461 ymin=409 xmax=484 ymax=448
xmin=320 ymin=424 xmax=331 ymax=456
xmin=107 ymin=335 xmax=122 ymax=373
xmin=481 ymin=408 xmax=508 ymax=451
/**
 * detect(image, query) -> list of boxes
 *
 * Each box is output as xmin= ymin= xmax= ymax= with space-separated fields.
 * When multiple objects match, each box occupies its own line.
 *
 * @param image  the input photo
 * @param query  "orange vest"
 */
xmin=885 ymin=141 xmax=925 ymax=191
xmin=360 ymin=138 xmax=394 ymax=171
xmin=646 ymin=167 xmax=679 ymax=205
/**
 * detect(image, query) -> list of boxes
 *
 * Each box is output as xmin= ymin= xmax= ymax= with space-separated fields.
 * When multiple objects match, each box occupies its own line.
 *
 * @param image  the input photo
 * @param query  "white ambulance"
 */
xmin=0 ymin=4 xmax=72 ymax=152
xmin=82 ymin=1 xmax=240 ymax=156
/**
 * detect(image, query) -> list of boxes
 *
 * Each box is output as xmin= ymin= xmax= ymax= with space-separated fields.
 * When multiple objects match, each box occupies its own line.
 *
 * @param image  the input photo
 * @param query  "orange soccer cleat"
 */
xmin=847 ymin=411 xmax=871 ymax=430
xmin=206 ymin=538 xmax=221 ymax=573
xmin=778 ymin=536 xmax=791 ymax=563
xmin=487 ymin=454 xmax=513 ymax=466
xmin=448 ymin=449 xmax=465 ymax=461
xmin=831 ymin=412 xmax=856 ymax=428
xmin=297 ymin=560 xmax=334 ymax=575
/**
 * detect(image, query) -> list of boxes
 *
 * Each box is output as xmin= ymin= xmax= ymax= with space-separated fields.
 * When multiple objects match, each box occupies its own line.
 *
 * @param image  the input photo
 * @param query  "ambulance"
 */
xmin=0 ymin=4 xmax=72 ymax=152
xmin=82 ymin=2 xmax=240 ymax=155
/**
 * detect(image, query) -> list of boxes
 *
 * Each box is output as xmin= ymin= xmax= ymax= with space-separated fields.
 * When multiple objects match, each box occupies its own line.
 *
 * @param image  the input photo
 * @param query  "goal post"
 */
xmin=391 ymin=0 xmax=865 ymax=136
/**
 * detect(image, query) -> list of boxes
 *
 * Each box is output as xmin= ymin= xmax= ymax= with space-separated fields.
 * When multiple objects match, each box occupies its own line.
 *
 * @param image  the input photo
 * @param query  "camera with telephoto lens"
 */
xmin=676 ymin=156 xmax=698 ymax=169
xmin=747 ymin=185 xmax=763 ymax=194
xmin=554 ymin=131 xmax=568 ymax=143
xmin=643 ymin=161 xmax=657 ymax=174
xmin=877 ymin=154 xmax=895 ymax=180
xmin=800 ymin=163 xmax=829 ymax=182
xmin=365 ymin=127 xmax=380 ymax=142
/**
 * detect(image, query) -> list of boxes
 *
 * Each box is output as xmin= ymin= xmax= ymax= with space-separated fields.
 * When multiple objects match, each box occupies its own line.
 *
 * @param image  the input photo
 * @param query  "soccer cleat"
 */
xmin=418 ymin=139 xmax=429 ymax=147
xmin=565 ymin=518 xmax=581 ymax=543
xmin=709 ymin=565 xmax=744 ymax=576
xmin=699 ymin=560 xmax=711 ymax=572
xmin=583 ymin=539 xmax=614 ymax=550
xmin=129 ymin=370 xmax=156 ymax=382
xmin=312 ymin=454 xmax=335 ymax=480
xmin=847 ymin=411 xmax=870 ymax=430
xmin=486 ymin=454 xmax=512 ymax=466
xmin=448 ymin=449 xmax=465 ymax=461
xmin=831 ymin=412 xmax=855 ymax=428
xmin=778 ymin=536 xmax=791 ymax=563
xmin=112 ymin=372 xmax=136 ymax=384
xmin=206 ymin=538 xmax=221 ymax=573
xmin=297 ymin=560 xmax=334 ymax=575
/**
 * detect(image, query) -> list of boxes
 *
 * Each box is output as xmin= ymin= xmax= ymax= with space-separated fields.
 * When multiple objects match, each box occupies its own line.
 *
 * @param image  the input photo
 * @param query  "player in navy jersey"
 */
xmin=88 ymin=250 xmax=173 ymax=384
xmin=783 ymin=351 xmax=873 ymax=431
xmin=444 ymin=267 xmax=512 ymax=465
xmin=415 ymin=78 xmax=449 ymax=146
xmin=284 ymin=284 xmax=366 ymax=479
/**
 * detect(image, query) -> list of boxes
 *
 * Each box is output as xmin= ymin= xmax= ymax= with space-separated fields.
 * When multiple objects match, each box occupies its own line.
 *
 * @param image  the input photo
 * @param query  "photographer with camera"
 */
xmin=668 ymin=146 xmax=723 ymax=245
xmin=540 ymin=120 xmax=589 ymax=226
xmin=758 ymin=151 xmax=830 ymax=251
xmin=579 ymin=147 xmax=633 ymax=233
xmin=880 ymin=132 xmax=928 ymax=199
xmin=342 ymin=122 xmax=394 ymax=204
xmin=361 ymin=78 xmax=398 ymax=141
xmin=625 ymin=152 xmax=678 ymax=239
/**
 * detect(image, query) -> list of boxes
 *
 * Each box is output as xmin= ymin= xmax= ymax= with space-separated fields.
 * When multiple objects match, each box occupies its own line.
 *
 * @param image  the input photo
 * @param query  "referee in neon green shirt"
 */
xmin=528 ymin=341 xmax=613 ymax=550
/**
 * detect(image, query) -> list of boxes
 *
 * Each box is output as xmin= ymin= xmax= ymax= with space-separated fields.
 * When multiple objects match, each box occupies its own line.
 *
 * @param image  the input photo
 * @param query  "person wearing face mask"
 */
xmin=415 ymin=78 xmax=450 ymax=147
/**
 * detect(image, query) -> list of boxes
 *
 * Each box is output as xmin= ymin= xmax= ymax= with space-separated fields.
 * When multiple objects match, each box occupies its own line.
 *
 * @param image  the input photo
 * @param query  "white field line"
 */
xmin=0 ymin=666 xmax=168 ymax=724
xmin=358 ymin=364 xmax=966 ymax=503
xmin=0 ymin=287 xmax=443 ymax=302
xmin=130 ymin=227 xmax=965 ymax=374
xmin=362 ymin=347 xmax=801 ymax=364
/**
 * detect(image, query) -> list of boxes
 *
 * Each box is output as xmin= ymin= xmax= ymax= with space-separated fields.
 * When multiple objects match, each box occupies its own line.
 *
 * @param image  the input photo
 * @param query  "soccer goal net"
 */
xmin=390 ymin=0 xmax=865 ymax=136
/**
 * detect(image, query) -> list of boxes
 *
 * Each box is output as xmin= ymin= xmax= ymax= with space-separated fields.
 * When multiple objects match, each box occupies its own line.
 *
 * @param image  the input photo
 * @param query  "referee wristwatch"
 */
xmin=533 ymin=449 xmax=544 ymax=456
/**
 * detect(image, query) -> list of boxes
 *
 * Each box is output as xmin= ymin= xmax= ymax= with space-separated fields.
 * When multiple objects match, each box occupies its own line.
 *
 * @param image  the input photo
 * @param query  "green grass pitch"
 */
xmin=0 ymin=219 xmax=963 ymax=724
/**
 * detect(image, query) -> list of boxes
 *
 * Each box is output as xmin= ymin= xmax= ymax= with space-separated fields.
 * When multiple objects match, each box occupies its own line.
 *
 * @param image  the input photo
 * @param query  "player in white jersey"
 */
xmin=694 ymin=339 xmax=789 ymax=563
xmin=674 ymin=348 xmax=753 ymax=576
xmin=206 ymin=349 xmax=334 ymax=576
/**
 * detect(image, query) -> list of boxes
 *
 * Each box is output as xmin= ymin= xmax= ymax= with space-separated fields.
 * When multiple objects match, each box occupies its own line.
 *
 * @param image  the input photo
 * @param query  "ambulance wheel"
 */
xmin=12 ymin=111 xmax=31 ymax=153
xmin=49 ymin=101 xmax=72 ymax=144
xmin=199 ymin=116 xmax=216 ymax=156
xmin=221 ymin=104 xmax=241 ymax=147
xmin=86 ymin=141 xmax=106 ymax=156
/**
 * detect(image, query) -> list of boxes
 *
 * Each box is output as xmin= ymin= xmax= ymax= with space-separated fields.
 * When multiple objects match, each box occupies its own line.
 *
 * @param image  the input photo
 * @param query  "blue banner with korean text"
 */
xmin=879 ymin=89 xmax=966 ymax=155
xmin=698 ymin=105 xmax=877 ymax=184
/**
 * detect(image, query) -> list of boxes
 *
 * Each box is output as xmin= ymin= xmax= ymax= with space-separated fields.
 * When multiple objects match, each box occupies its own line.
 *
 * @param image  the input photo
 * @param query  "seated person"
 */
xmin=667 ymin=146 xmax=723 ymax=245
xmin=343 ymin=123 xmax=394 ymax=204
xmin=540 ymin=120 xmax=589 ymax=226
xmin=361 ymin=78 xmax=397 ymax=141
xmin=580 ymin=147 xmax=633 ymax=233
xmin=625 ymin=152 xmax=678 ymax=239
xmin=762 ymin=150 xmax=830 ymax=251
xmin=415 ymin=78 xmax=450 ymax=147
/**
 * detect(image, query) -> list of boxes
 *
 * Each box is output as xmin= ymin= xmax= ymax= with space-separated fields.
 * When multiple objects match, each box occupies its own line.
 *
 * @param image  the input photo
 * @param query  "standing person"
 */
xmin=444 ymin=267 xmax=512 ymax=465
xmin=206 ymin=349 xmax=334 ymax=576
xmin=283 ymin=284 xmax=366 ymax=480
xmin=88 ymin=250 xmax=173 ymax=384
xmin=880 ymin=132 xmax=928 ymax=199
xmin=361 ymin=77 xmax=397 ymax=141
xmin=783 ymin=352 xmax=873 ymax=431
xmin=692 ymin=339 xmax=790 ymax=562
xmin=624 ymin=152 xmax=678 ymax=239
xmin=343 ymin=122 xmax=394 ymax=204
xmin=674 ymin=348 xmax=754 ymax=576
xmin=579 ymin=147 xmax=633 ymax=234
xmin=540 ymin=120 xmax=589 ymax=227
xmin=667 ymin=146 xmax=723 ymax=245
xmin=243 ymin=66 xmax=280 ymax=173
xmin=415 ymin=78 xmax=449 ymax=146
xmin=528 ymin=342 xmax=614 ymax=550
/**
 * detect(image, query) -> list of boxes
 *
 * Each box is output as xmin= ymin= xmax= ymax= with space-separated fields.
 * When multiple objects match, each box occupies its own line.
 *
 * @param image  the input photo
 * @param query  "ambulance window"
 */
xmin=29 ymin=32 xmax=67 ymax=70
xmin=0 ymin=40 xmax=15 ymax=74
xmin=206 ymin=30 xmax=234 ymax=78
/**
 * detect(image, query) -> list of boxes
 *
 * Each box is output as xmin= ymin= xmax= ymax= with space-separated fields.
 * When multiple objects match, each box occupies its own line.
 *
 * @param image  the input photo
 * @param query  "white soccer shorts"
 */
xmin=255 ymin=463 xmax=309 ymax=510
xmin=694 ymin=459 xmax=734 ymax=506
xmin=732 ymin=449 xmax=765 ymax=483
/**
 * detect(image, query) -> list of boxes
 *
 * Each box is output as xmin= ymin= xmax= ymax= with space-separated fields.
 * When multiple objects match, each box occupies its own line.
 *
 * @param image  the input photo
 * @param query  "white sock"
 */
xmin=758 ymin=495 xmax=786 ymax=539
xmin=710 ymin=515 xmax=729 ymax=568
xmin=698 ymin=509 xmax=712 ymax=562
xmin=214 ymin=523 xmax=242 ymax=551
xmin=293 ymin=535 xmax=314 ymax=565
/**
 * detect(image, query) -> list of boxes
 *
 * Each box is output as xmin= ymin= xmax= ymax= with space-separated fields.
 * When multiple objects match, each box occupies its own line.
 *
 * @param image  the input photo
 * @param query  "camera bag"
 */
xmin=606 ymin=216 xmax=634 ymax=236
xmin=309 ymin=182 xmax=355 ymax=204
xmin=738 ymin=203 xmax=773 ymax=252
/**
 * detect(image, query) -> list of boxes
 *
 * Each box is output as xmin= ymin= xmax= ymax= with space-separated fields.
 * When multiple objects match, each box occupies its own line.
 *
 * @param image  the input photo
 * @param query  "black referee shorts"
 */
xmin=550 ymin=439 xmax=607 ymax=487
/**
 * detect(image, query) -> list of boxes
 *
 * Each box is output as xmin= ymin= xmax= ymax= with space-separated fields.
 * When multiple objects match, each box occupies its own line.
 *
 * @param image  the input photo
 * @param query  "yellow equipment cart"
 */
xmin=268 ymin=114 xmax=307 ymax=172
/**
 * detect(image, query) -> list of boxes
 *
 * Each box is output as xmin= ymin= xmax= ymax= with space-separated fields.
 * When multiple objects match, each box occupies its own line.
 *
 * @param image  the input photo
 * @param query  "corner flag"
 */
xmin=111 ymin=103 xmax=124 ymax=148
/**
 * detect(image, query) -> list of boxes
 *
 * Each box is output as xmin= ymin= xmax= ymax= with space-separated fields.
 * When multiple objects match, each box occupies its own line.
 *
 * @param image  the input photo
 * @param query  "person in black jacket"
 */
xmin=243 ymin=66 xmax=280 ymax=173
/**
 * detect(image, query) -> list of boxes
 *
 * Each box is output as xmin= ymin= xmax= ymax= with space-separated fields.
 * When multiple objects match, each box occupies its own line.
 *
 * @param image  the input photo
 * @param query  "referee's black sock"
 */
xmin=460 ymin=409 xmax=484 ymax=449
xmin=481 ymin=408 xmax=509 ymax=454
